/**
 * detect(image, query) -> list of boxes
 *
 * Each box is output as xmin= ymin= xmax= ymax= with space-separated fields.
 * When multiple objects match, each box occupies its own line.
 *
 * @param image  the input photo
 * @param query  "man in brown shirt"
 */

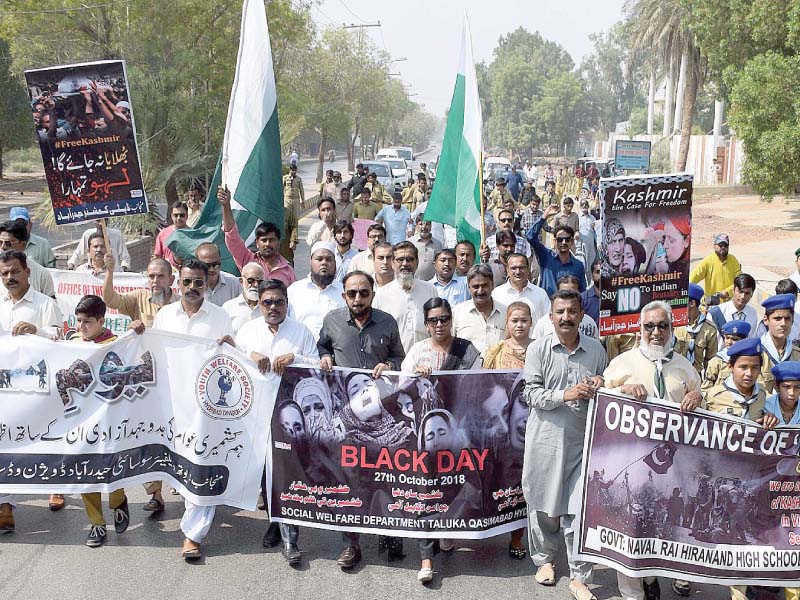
xmin=102 ymin=254 xmax=175 ymax=327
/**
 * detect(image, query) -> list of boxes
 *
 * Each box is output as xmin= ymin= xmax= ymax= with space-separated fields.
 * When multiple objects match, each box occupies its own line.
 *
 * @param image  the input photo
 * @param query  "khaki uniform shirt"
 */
xmin=673 ymin=320 xmax=719 ymax=375
xmin=705 ymin=381 xmax=767 ymax=421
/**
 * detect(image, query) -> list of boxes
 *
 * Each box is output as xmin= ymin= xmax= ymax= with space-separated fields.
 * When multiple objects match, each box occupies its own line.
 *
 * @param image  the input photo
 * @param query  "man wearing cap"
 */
xmin=306 ymin=197 xmax=336 ymax=246
xmin=69 ymin=220 xmax=131 ymax=271
xmin=335 ymin=186 xmax=354 ymax=223
xmin=704 ymin=337 xmax=778 ymax=600
xmin=707 ymin=273 xmax=759 ymax=346
xmin=365 ymin=172 xmax=389 ymax=205
xmin=689 ymin=233 xmax=742 ymax=299
xmin=375 ymin=192 xmax=411 ymax=245
xmin=324 ymin=171 xmax=347 ymax=202
xmin=702 ymin=320 xmax=750 ymax=395
xmin=352 ymin=187 xmax=381 ymax=220
xmin=283 ymin=164 xmax=305 ymax=220
xmin=488 ymin=178 xmax=513 ymax=217
xmin=287 ymin=241 xmax=345 ymax=341
xmin=404 ymin=174 xmax=429 ymax=213
xmin=0 ymin=220 xmax=55 ymax=297
xmin=604 ymin=300 xmax=702 ymax=600
xmin=765 ymin=361 xmax=800 ymax=425
xmin=759 ymin=294 xmax=800 ymax=393
xmin=222 ymin=262 xmax=265 ymax=334
xmin=673 ymin=283 xmax=719 ymax=375
xmin=9 ymin=207 xmax=54 ymax=267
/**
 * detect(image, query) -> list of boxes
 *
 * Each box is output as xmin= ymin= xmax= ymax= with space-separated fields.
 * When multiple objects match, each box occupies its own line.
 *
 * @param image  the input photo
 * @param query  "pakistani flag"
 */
xmin=168 ymin=0 xmax=283 ymax=274
xmin=424 ymin=16 xmax=483 ymax=251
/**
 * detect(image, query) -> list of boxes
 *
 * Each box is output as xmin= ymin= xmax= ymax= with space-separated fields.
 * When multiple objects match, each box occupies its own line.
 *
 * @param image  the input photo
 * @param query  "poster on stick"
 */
xmin=598 ymin=173 xmax=692 ymax=335
xmin=25 ymin=60 xmax=147 ymax=225
xmin=576 ymin=391 xmax=800 ymax=586
xmin=269 ymin=367 xmax=527 ymax=538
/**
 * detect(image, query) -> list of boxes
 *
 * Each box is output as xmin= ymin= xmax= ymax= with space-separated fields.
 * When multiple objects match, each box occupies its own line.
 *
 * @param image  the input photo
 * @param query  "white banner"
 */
xmin=0 ymin=330 xmax=276 ymax=510
xmin=49 ymin=268 xmax=148 ymax=334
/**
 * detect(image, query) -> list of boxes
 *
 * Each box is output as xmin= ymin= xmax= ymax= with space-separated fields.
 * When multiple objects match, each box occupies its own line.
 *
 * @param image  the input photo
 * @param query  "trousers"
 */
xmin=528 ymin=511 xmax=592 ymax=584
xmin=180 ymin=498 xmax=215 ymax=543
xmin=82 ymin=489 xmax=126 ymax=526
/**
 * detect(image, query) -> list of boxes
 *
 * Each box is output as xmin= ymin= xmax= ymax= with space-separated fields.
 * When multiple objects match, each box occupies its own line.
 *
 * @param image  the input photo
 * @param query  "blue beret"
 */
xmin=728 ymin=337 xmax=763 ymax=359
xmin=721 ymin=319 xmax=751 ymax=337
xmin=688 ymin=283 xmax=704 ymax=303
xmin=772 ymin=361 xmax=800 ymax=383
xmin=762 ymin=293 xmax=795 ymax=312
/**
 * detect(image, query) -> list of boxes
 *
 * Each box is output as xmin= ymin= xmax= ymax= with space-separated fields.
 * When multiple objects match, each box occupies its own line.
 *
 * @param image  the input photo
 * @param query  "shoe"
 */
xmin=643 ymin=578 xmax=661 ymax=600
xmin=417 ymin=567 xmax=434 ymax=583
xmin=336 ymin=546 xmax=362 ymax=569
xmin=142 ymin=496 xmax=165 ymax=514
xmin=256 ymin=493 xmax=266 ymax=511
xmin=262 ymin=522 xmax=281 ymax=548
xmin=49 ymin=494 xmax=65 ymax=511
xmin=181 ymin=538 xmax=202 ymax=560
xmin=0 ymin=503 xmax=14 ymax=532
xmin=569 ymin=581 xmax=598 ymax=600
xmin=281 ymin=542 xmax=301 ymax=565
xmin=508 ymin=542 xmax=527 ymax=560
xmin=439 ymin=538 xmax=455 ymax=552
xmin=86 ymin=524 xmax=107 ymax=547
xmin=672 ymin=580 xmax=691 ymax=597
xmin=113 ymin=499 xmax=130 ymax=534
xmin=535 ymin=563 xmax=556 ymax=586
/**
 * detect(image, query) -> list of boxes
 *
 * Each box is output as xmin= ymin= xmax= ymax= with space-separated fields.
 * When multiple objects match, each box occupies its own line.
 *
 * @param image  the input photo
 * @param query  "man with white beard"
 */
xmin=602 ymin=300 xmax=702 ymax=600
xmin=221 ymin=262 xmax=265 ymax=334
xmin=374 ymin=241 xmax=438 ymax=353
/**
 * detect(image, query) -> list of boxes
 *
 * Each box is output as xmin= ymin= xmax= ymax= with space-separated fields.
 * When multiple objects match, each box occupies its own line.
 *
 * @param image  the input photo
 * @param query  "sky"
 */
xmin=314 ymin=0 xmax=627 ymax=116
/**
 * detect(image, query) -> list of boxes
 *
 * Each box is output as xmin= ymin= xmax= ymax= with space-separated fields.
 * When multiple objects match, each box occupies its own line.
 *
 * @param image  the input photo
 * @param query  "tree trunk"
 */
xmin=316 ymin=128 xmax=326 ymax=183
xmin=165 ymin=175 xmax=179 ymax=210
xmin=0 ymin=143 xmax=4 ymax=180
xmin=662 ymin=62 xmax=675 ymax=137
xmin=647 ymin=70 xmax=655 ymax=135
xmin=676 ymin=68 xmax=701 ymax=171
xmin=712 ymin=99 xmax=724 ymax=149
xmin=673 ymin=53 xmax=687 ymax=133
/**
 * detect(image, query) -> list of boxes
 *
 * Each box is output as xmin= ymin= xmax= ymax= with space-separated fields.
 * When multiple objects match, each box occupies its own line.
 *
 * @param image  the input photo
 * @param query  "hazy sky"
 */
xmin=315 ymin=0 xmax=627 ymax=115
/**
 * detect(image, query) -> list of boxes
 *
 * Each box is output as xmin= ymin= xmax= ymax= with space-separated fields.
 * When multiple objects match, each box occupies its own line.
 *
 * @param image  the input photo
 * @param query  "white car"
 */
xmin=384 ymin=158 xmax=411 ymax=189
xmin=361 ymin=160 xmax=401 ymax=192
xmin=391 ymin=146 xmax=414 ymax=162
xmin=376 ymin=148 xmax=399 ymax=161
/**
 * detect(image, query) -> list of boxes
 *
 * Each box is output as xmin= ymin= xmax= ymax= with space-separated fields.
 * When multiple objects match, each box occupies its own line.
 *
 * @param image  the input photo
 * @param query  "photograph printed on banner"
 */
xmin=0 ymin=360 xmax=49 ymax=393
xmin=271 ymin=367 xmax=528 ymax=537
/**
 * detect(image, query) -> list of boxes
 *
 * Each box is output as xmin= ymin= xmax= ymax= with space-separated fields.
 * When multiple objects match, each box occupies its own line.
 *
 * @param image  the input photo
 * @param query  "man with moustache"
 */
xmin=492 ymin=253 xmax=550 ymax=325
xmin=150 ymin=259 xmax=234 ymax=561
xmin=318 ymin=271 xmax=405 ymax=569
xmin=374 ymin=241 xmax=438 ymax=353
xmin=372 ymin=242 xmax=395 ymax=289
xmin=195 ymin=242 xmax=241 ymax=306
xmin=76 ymin=232 xmax=110 ymax=276
xmin=103 ymin=253 xmax=175 ymax=329
xmin=522 ymin=288 xmax=607 ymax=599
xmin=452 ymin=264 xmax=507 ymax=357
xmin=348 ymin=224 xmax=386 ymax=276
xmin=287 ymin=241 xmax=345 ymax=341
xmin=455 ymin=240 xmax=476 ymax=277
xmin=333 ymin=220 xmax=358 ymax=282
xmin=603 ymin=301 xmax=702 ymax=600
xmin=408 ymin=220 xmax=442 ymax=281
xmin=429 ymin=248 xmax=470 ymax=306
xmin=217 ymin=186 xmax=296 ymax=286
xmin=306 ymin=197 xmax=337 ymax=246
xmin=236 ymin=278 xmax=319 ymax=565
xmin=222 ymin=262 xmax=265 ymax=334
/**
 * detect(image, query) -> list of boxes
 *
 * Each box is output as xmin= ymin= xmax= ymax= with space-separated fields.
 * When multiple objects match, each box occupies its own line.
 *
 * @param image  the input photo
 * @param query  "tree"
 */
xmin=0 ymin=38 xmax=30 ymax=178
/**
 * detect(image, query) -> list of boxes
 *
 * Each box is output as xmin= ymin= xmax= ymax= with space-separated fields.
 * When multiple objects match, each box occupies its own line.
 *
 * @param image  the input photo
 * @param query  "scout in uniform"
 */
xmin=702 ymin=320 xmax=750 ymax=395
xmin=673 ymin=283 xmax=719 ymax=375
xmin=765 ymin=361 xmax=800 ymax=425
xmin=759 ymin=294 xmax=800 ymax=393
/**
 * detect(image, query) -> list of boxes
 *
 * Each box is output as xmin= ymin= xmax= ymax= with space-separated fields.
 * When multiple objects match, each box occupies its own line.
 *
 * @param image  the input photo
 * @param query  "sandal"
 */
xmin=535 ymin=563 xmax=556 ymax=586
xmin=569 ymin=582 xmax=597 ymax=600
xmin=508 ymin=543 xmax=527 ymax=560
xmin=142 ymin=497 xmax=165 ymax=514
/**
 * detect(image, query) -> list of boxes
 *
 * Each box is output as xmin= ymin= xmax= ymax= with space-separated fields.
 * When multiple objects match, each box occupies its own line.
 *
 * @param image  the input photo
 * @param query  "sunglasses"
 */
xmin=181 ymin=278 xmax=205 ymax=288
xmin=345 ymin=289 xmax=371 ymax=299
xmin=556 ymin=237 xmax=572 ymax=244
xmin=642 ymin=321 xmax=670 ymax=332
xmin=499 ymin=218 xmax=514 ymax=223
xmin=202 ymin=261 xmax=221 ymax=269
xmin=261 ymin=298 xmax=286 ymax=308
xmin=426 ymin=315 xmax=452 ymax=325
xmin=245 ymin=277 xmax=264 ymax=285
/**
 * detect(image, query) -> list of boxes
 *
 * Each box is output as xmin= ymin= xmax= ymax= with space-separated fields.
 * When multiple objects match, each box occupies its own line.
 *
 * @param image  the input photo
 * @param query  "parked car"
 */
xmin=426 ymin=157 xmax=438 ymax=182
xmin=384 ymin=158 xmax=411 ymax=189
xmin=360 ymin=160 xmax=401 ymax=192
xmin=376 ymin=148 xmax=399 ymax=160
xmin=391 ymin=146 xmax=414 ymax=162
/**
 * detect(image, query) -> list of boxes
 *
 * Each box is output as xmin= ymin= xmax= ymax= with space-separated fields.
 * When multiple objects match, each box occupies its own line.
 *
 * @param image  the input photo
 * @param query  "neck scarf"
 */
xmin=722 ymin=375 xmax=760 ymax=419
xmin=760 ymin=332 xmax=792 ymax=366
xmin=685 ymin=313 xmax=707 ymax=365
xmin=640 ymin=347 xmax=674 ymax=400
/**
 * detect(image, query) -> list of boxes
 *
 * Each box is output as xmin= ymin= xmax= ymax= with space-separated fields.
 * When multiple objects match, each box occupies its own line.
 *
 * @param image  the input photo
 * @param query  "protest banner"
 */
xmin=614 ymin=140 xmax=652 ymax=172
xmin=598 ymin=173 xmax=692 ymax=335
xmin=0 ymin=331 xmax=275 ymax=509
xmin=269 ymin=367 xmax=527 ymax=538
xmin=576 ymin=391 xmax=800 ymax=586
xmin=25 ymin=60 xmax=148 ymax=225
xmin=352 ymin=218 xmax=376 ymax=250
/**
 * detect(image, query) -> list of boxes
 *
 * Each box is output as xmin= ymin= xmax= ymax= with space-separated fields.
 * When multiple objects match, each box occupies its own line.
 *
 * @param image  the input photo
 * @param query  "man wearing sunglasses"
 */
xmin=318 ymin=270 xmax=405 ymax=570
xmin=287 ymin=241 xmax=345 ymax=341
xmin=150 ymin=259 xmax=235 ymax=561
xmin=603 ymin=300 xmax=701 ymax=600
xmin=527 ymin=204 xmax=587 ymax=298
xmin=195 ymin=242 xmax=241 ymax=307
xmin=222 ymin=262 xmax=265 ymax=334
xmin=235 ymin=278 xmax=319 ymax=565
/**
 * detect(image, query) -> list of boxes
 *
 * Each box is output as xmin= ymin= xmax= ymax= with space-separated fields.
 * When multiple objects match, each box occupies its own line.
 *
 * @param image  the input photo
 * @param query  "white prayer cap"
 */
xmin=310 ymin=241 xmax=336 ymax=257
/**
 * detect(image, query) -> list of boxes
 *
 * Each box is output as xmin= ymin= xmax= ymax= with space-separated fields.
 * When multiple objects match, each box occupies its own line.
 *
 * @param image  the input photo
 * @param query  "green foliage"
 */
xmin=0 ymin=38 xmax=32 ymax=177
xmin=626 ymin=106 xmax=663 ymax=135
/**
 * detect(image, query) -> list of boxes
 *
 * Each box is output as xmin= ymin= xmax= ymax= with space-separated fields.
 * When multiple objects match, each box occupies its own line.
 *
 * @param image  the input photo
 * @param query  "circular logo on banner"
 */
xmin=196 ymin=355 xmax=254 ymax=420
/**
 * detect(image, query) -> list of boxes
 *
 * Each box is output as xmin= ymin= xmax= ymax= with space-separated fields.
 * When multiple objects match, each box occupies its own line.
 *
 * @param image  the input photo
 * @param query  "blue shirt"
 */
xmin=376 ymin=205 xmax=411 ymax=244
xmin=526 ymin=217 xmax=586 ymax=298
xmin=429 ymin=275 xmax=471 ymax=307
xmin=765 ymin=393 xmax=800 ymax=425
xmin=581 ymin=285 xmax=600 ymax=326
xmin=506 ymin=171 xmax=524 ymax=200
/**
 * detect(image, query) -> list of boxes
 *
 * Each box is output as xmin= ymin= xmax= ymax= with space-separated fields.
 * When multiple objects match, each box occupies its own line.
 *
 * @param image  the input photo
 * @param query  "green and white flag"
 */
xmin=168 ymin=0 xmax=283 ymax=274
xmin=424 ymin=15 xmax=483 ymax=251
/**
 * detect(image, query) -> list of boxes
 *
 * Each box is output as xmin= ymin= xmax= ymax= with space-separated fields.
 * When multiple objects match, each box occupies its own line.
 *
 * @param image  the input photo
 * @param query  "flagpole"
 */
xmin=479 ymin=151 xmax=485 ymax=249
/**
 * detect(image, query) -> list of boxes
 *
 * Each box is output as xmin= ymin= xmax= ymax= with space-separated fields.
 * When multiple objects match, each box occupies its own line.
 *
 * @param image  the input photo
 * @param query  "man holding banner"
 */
xmin=522 ymin=288 xmax=607 ymax=600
